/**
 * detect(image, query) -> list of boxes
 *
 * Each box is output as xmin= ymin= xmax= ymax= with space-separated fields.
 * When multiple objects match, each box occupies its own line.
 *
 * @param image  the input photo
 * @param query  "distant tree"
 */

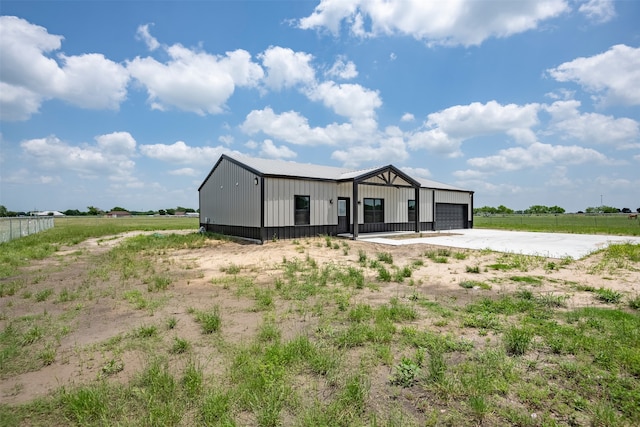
xmin=111 ymin=206 xmax=128 ymax=212
xmin=158 ymin=209 xmax=166 ymax=215
xmin=184 ymin=208 xmax=196 ymax=213
xmin=525 ymin=205 xmax=548 ymax=214
xmin=0 ymin=205 xmax=8 ymax=217
xmin=496 ymin=205 xmax=514 ymax=214
xmin=474 ymin=206 xmax=498 ymax=215
xmin=637 ymin=208 xmax=640 ymax=213
xmin=63 ymin=209 xmax=84 ymax=216
xmin=548 ymin=205 xmax=565 ymax=214
xmin=585 ymin=205 xmax=619 ymax=214
xmin=87 ymin=206 xmax=101 ymax=216
xmin=165 ymin=208 xmax=176 ymax=215
xmin=621 ymin=208 xmax=632 ymax=213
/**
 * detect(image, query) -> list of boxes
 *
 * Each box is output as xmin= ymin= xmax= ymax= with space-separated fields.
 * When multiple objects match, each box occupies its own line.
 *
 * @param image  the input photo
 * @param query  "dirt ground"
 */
xmin=1 ymin=231 xmax=639 ymax=407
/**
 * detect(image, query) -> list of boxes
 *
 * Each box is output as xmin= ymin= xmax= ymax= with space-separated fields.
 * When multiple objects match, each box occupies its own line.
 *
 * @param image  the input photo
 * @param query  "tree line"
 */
xmin=0 ymin=205 xmax=198 ymax=217
xmin=474 ymin=205 xmax=640 ymax=215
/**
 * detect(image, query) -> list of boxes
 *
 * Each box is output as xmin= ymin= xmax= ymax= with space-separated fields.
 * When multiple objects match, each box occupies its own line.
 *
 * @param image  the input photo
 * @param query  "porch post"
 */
xmin=415 ymin=186 xmax=420 ymax=233
xmin=352 ymin=180 xmax=359 ymax=239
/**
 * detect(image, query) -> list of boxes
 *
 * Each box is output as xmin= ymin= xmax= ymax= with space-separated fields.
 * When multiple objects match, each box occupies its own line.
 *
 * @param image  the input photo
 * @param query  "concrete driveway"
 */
xmin=359 ymin=228 xmax=640 ymax=259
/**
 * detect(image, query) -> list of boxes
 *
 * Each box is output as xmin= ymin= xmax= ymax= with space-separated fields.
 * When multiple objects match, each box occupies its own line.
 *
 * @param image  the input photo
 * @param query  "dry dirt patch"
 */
xmin=1 ymin=232 xmax=638 ymax=409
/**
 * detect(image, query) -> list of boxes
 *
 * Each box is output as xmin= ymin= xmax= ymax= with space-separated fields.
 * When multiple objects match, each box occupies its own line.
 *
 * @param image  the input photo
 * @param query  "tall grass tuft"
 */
xmin=503 ymin=327 xmax=533 ymax=356
xmin=194 ymin=306 xmax=222 ymax=334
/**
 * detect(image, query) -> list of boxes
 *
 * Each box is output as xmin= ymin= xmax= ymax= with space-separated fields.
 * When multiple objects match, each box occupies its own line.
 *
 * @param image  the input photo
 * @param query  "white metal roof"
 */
xmin=224 ymin=154 xmax=471 ymax=191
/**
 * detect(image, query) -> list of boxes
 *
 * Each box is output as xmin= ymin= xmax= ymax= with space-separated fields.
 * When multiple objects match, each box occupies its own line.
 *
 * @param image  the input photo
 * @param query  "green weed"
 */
xmin=34 ymin=288 xmax=53 ymax=302
xmin=194 ymin=307 xmax=222 ymax=334
xmin=594 ymin=287 xmax=623 ymax=304
xmin=377 ymin=252 xmax=394 ymax=264
xmin=503 ymin=326 xmax=533 ymax=356
xmin=391 ymin=357 xmax=421 ymax=387
xmin=171 ymin=337 xmax=190 ymax=354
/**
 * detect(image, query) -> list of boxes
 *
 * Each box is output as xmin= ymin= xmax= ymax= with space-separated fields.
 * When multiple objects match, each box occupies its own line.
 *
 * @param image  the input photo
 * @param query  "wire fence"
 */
xmin=0 ymin=217 xmax=55 ymax=243
xmin=474 ymin=213 xmax=640 ymax=236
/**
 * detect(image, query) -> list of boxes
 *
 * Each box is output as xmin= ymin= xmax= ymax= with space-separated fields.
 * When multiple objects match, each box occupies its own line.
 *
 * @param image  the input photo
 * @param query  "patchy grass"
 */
xmin=2 ymin=225 xmax=640 ymax=427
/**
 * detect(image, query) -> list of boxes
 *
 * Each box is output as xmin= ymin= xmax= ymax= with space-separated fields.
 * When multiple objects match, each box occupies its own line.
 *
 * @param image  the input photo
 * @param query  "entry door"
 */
xmin=337 ymin=197 xmax=350 ymax=233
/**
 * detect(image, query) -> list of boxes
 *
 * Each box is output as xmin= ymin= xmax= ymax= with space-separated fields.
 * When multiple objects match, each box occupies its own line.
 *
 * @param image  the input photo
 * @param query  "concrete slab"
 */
xmin=359 ymin=228 xmax=640 ymax=259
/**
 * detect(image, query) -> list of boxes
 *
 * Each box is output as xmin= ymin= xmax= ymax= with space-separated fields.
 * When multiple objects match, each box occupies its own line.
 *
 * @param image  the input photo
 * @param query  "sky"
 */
xmin=1 ymin=0 xmax=639 ymax=213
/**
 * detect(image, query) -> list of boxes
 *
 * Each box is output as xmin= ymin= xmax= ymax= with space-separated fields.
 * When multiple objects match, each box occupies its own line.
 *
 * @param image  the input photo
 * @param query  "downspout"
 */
xmin=470 ymin=192 xmax=474 ymax=229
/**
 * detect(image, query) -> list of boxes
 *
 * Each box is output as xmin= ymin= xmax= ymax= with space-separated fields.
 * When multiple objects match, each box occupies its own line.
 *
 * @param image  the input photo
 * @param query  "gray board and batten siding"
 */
xmin=198 ymin=154 xmax=474 ymax=242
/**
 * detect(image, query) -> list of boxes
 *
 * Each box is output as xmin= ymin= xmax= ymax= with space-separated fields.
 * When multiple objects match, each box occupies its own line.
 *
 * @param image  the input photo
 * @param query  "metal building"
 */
xmin=199 ymin=154 xmax=474 ymax=242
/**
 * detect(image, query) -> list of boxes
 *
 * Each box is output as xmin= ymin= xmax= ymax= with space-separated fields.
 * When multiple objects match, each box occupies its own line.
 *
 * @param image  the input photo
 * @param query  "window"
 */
xmin=408 ymin=200 xmax=416 ymax=222
xmin=294 ymin=195 xmax=310 ymax=225
xmin=364 ymin=198 xmax=384 ymax=223
xmin=338 ymin=199 xmax=347 ymax=217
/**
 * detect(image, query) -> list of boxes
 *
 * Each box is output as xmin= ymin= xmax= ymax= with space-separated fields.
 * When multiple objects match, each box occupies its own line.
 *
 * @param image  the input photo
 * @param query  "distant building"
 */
xmin=106 ymin=210 xmax=132 ymax=218
xmin=33 ymin=210 xmax=65 ymax=217
xmin=199 ymin=154 xmax=474 ymax=242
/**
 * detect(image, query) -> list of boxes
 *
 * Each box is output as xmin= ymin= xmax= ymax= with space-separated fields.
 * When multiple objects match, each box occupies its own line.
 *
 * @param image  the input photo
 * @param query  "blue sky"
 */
xmin=1 ymin=0 xmax=639 ymax=213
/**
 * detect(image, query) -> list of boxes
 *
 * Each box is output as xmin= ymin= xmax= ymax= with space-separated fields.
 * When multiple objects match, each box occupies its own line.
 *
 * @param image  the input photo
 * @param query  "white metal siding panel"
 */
xmin=200 ymin=159 xmax=260 ymax=227
xmin=264 ymin=178 xmax=337 ymax=227
xmin=357 ymin=185 xmax=414 ymax=223
xmin=419 ymin=188 xmax=434 ymax=222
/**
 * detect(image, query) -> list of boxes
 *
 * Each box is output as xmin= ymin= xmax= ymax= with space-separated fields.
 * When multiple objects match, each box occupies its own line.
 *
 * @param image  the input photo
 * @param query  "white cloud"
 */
xmin=408 ymin=101 xmax=540 ymax=156
xmin=128 ymin=28 xmax=263 ymax=114
xmin=259 ymin=139 xmax=297 ymax=159
xmin=547 ymin=44 xmax=640 ymax=106
xmin=0 ymin=16 xmax=130 ymax=121
xmin=306 ymin=81 xmax=382 ymax=121
xmin=136 ymin=23 xmax=160 ymax=51
xmin=0 ymin=82 xmax=42 ymax=121
xmin=169 ymin=168 xmax=199 ymax=176
xmin=452 ymin=169 xmax=490 ymax=180
xmin=544 ymin=166 xmax=579 ymax=188
xmin=241 ymin=107 xmax=334 ymax=146
xmin=244 ymin=140 xmax=258 ymax=150
xmin=20 ymin=132 xmax=137 ymax=180
xmin=401 ymin=166 xmax=431 ymax=178
xmin=331 ymin=126 xmax=408 ymax=167
xmin=594 ymin=175 xmax=637 ymax=189
xmin=546 ymin=100 xmax=640 ymax=148
xmin=408 ymin=128 xmax=463 ymax=158
xmin=0 ymin=168 xmax=61 ymax=185
xmin=326 ymin=55 xmax=358 ymax=79
xmin=259 ymin=46 xmax=315 ymax=91
xmin=298 ymin=0 xmax=569 ymax=47
xmin=139 ymin=141 xmax=229 ymax=165
xmin=467 ymin=141 xmax=612 ymax=172
xmin=400 ymin=113 xmax=415 ymax=122
xmin=578 ymin=0 xmax=616 ymax=23
xmin=218 ymin=135 xmax=234 ymax=145
xmin=427 ymin=101 xmax=539 ymax=142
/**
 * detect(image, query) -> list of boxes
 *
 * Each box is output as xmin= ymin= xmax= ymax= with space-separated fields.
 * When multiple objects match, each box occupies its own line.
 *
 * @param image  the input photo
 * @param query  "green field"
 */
xmin=0 ymin=216 xmax=199 ymax=279
xmin=474 ymin=214 xmax=640 ymax=236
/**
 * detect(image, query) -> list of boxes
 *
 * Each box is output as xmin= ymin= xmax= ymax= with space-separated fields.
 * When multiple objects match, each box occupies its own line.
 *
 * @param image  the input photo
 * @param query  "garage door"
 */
xmin=435 ymin=203 xmax=467 ymax=230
